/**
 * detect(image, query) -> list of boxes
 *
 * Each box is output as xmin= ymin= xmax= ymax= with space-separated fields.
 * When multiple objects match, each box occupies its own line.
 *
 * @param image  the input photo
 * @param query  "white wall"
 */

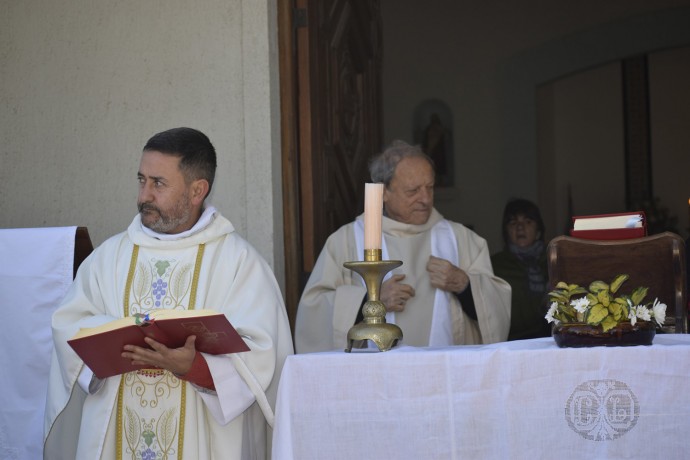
xmin=536 ymin=62 xmax=626 ymax=241
xmin=537 ymin=46 xmax=690 ymax=242
xmin=0 ymin=0 xmax=284 ymax=287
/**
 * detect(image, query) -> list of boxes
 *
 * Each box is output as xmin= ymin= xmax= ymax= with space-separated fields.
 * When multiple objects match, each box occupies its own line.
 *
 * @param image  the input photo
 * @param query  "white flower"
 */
xmin=636 ymin=305 xmax=652 ymax=322
xmin=570 ymin=297 xmax=590 ymax=314
xmin=652 ymin=298 xmax=667 ymax=326
xmin=545 ymin=301 xmax=558 ymax=324
xmin=628 ymin=306 xmax=637 ymax=326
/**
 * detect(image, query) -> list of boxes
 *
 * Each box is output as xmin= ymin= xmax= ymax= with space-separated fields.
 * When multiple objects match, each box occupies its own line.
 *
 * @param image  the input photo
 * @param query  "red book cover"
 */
xmin=570 ymin=211 xmax=647 ymax=240
xmin=68 ymin=309 xmax=250 ymax=379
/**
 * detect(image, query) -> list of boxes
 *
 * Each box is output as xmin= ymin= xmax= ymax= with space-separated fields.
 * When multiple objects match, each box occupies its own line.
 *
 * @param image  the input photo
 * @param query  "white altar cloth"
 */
xmin=0 ymin=227 xmax=76 ymax=460
xmin=273 ymin=335 xmax=690 ymax=459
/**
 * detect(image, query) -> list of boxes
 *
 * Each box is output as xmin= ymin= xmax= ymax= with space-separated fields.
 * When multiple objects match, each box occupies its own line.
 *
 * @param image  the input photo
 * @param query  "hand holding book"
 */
xmin=68 ymin=309 xmax=250 ymax=379
xmin=122 ymin=334 xmax=198 ymax=376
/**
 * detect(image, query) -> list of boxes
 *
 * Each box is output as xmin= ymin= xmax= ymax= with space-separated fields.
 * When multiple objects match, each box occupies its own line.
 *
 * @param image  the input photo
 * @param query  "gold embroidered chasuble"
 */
xmin=45 ymin=212 xmax=294 ymax=460
xmin=116 ymin=243 xmax=204 ymax=460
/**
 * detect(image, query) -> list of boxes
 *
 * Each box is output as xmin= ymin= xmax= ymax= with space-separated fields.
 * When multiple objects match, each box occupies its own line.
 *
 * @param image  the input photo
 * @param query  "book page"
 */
xmin=71 ymin=308 xmax=220 ymax=339
xmin=573 ymin=214 xmax=643 ymax=231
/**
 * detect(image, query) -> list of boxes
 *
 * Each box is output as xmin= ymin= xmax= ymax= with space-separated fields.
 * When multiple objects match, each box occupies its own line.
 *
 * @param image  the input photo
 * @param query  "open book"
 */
xmin=570 ymin=212 xmax=647 ymax=240
xmin=68 ymin=309 xmax=250 ymax=378
xmin=573 ymin=213 xmax=644 ymax=230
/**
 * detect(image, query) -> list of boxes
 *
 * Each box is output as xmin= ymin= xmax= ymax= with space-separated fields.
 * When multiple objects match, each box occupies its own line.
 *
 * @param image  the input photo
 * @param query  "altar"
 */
xmin=272 ymin=335 xmax=690 ymax=459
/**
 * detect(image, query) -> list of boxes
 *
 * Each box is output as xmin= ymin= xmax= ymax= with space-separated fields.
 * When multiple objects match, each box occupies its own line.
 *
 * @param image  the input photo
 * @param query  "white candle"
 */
xmin=364 ymin=183 xmax=384 ymax=250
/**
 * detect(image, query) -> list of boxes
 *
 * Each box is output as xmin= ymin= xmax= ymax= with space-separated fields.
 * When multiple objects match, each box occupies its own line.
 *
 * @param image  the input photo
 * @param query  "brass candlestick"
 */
xmin=343 ymin=249 xmax=403 ymax=352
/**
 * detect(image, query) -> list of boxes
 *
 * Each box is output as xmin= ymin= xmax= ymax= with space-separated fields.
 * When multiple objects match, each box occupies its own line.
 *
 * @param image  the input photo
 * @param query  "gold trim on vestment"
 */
xmin=175 ymin=243 xmax=203 ymax=456
xmin=123 ymin=244 xmax=139 ymax=317
xmin=116 ymin=243 xmax=205 ymax=460
xmin=177 ymin=380 xmax=187 ymax=457
xmin=189 ymin=243 xmax=205 ymax=311
xmin=116 ymin=377 xmax=124 ymax=460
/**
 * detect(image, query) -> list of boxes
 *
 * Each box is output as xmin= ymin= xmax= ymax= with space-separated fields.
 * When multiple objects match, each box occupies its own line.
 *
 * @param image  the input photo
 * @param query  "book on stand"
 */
xmin=570 ymin=211 xmax=647 ymax=240
xmin=68 ymin=309 xmax=249 ymax=378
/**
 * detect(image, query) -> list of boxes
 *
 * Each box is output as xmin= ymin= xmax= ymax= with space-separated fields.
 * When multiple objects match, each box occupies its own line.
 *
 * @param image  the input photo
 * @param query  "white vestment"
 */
xmin=295 ymin=208 xmax=511 ymax=353
xmin=44 ymin=211 xmax=293 ymax=459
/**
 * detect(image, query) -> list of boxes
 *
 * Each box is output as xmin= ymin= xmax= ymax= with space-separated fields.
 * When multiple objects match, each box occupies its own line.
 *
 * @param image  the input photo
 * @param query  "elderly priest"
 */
xmin=44 ymin=127 xmax=293 ymax=459
xmin=295 ymin=140 xmax=511 ymax=353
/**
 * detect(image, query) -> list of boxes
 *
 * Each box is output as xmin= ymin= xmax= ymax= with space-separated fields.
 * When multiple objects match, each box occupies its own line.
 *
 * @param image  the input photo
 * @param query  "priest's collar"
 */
xmin=140 ymin=205 xmax=218 ymax=241
xmin=380 ymin=208 xmax=444 ymax=237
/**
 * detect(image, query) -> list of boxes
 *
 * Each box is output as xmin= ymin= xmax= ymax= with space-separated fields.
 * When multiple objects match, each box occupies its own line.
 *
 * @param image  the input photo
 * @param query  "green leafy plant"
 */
xmin=545 ymin=274 xmax=667 ymax=332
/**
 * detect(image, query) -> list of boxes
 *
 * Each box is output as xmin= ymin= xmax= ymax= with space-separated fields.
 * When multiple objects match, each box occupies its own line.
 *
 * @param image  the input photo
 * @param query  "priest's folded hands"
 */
xmin=426 ymin=255 xmax=470 ymax=294
xmin=381 ymin=274 xmax=416 ymax=311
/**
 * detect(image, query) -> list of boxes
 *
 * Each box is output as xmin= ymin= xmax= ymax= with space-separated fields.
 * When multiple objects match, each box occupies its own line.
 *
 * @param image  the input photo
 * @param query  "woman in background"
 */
xmin=491 ymin=199 xmax=551 ymax=340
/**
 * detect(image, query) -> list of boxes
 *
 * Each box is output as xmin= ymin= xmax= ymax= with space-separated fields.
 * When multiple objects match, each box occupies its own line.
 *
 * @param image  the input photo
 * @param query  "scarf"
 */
xmin=509 ymin=240 xmax=546 ymax=294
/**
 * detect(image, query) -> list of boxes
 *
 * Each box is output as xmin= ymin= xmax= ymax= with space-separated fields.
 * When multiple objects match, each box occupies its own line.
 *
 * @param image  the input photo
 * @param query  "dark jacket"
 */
xmin=491 ymin=249 xmax=551 ymax=340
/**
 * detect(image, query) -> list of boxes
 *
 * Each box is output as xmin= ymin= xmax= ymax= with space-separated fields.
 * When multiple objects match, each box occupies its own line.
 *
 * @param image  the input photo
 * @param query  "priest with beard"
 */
xmin=295 ymin=140 xmax=511 ymax=353
xmin=44 ymin=127 xmax=293 ymax=459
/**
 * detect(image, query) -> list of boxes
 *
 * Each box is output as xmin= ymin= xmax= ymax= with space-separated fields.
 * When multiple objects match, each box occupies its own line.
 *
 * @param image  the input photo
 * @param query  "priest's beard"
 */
xmin=138 ymin=192 xmax=192 ymax=234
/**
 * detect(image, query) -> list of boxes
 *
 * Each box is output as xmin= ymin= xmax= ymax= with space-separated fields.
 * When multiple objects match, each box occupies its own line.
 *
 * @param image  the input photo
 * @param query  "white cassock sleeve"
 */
xmin=197 ymin=353 xmax=256 ymax=425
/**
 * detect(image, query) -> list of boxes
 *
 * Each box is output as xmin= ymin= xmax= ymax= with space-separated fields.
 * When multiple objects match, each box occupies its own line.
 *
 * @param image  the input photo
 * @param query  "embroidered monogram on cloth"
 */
xmin=565 ymin=379 xmax=639 ymax=441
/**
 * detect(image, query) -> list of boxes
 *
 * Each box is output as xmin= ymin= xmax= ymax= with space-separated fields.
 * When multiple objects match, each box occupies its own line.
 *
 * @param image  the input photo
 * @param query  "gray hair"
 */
xmin=369 ymin=140 xmax=435 ymax=186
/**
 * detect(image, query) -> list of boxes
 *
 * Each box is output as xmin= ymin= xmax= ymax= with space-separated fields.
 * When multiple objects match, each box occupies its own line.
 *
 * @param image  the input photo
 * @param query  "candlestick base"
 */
xmin=343 ymin=258 xmax=403 ymax=352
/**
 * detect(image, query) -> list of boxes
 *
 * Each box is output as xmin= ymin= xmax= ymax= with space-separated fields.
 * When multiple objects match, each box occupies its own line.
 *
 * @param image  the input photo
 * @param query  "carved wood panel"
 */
xmin=280 ymin=0 xmax=383 ymax=331
xmin=302 ymin=0 xmax=383 ymax=271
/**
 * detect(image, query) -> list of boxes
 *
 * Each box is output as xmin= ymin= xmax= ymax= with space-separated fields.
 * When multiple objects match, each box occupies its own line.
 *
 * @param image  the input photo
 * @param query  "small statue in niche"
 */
xmin=422 ymin=113 xmax=449 ymax=186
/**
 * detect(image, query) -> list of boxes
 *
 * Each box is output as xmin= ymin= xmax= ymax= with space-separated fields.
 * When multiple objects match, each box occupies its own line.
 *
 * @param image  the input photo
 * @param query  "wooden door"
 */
xmin=279 ymin=0 xmax=383 ymax=332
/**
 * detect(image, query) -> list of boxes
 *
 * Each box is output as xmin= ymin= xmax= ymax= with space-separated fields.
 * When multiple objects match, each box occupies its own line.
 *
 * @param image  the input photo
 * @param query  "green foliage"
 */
xmin=547 ymin=274 xmax=648 ymax=332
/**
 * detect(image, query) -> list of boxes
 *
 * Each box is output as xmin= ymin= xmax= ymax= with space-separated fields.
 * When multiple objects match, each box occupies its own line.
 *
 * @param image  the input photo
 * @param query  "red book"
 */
xmin=68 ymin=309 xmax=250 ymax=378
xmin=570 ymin=211 xmax=647 ymax=240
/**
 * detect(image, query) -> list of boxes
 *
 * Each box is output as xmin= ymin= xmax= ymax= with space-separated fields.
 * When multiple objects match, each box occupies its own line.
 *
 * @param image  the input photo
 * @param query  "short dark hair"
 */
xmin=501 ymin=198 xmax=545 ymax=247
xmin=143 ymin=127 xmax=217 ymax=196
xmin=369 ymin=140 xmax=435 ymax=187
